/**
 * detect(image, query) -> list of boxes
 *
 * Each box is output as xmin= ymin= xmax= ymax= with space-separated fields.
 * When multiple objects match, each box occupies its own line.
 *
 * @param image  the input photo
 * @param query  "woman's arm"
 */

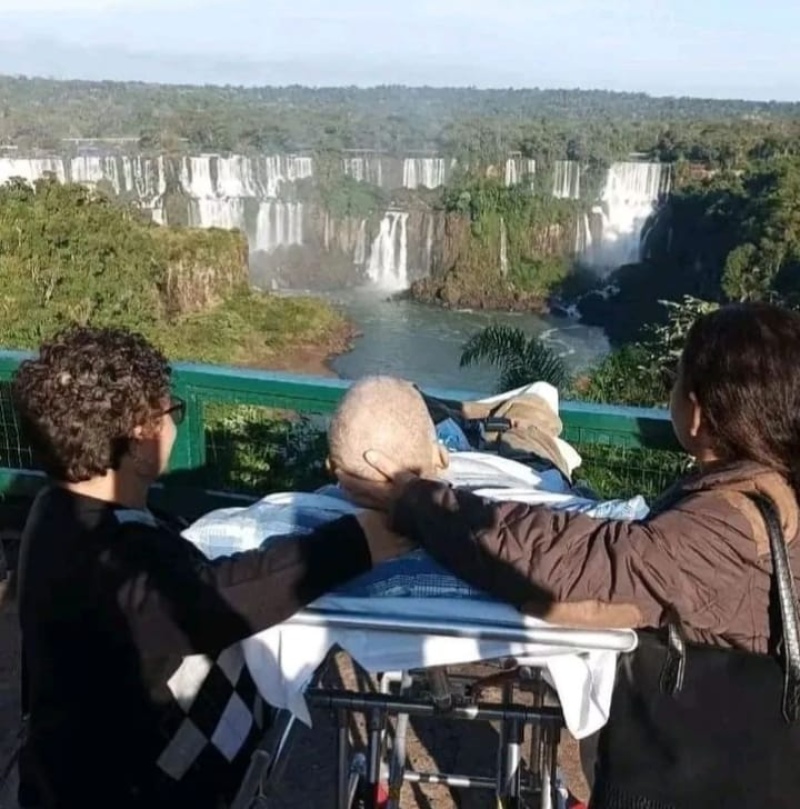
xmin=391 ymin=479 xmax=754 ymax=629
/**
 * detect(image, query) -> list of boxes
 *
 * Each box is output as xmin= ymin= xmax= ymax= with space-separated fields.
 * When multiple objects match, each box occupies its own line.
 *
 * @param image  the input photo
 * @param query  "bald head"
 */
xmin=329 ymin=376 xmax=443 ymax=481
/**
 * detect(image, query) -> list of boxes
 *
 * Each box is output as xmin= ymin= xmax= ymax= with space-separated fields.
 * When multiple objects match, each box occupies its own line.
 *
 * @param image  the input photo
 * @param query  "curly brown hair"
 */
xmin=12 ymin=327 xmax=172 ymax=482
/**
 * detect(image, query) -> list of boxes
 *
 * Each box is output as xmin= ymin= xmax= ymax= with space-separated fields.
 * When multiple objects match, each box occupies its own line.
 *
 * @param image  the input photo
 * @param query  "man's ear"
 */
xmin=432 ymin=442 xmax=449 ymax=472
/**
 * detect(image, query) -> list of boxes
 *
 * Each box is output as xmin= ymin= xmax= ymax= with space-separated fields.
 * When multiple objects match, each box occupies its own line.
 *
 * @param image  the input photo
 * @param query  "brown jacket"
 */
xmin=392 ymin=460 xmax=800 ymax=653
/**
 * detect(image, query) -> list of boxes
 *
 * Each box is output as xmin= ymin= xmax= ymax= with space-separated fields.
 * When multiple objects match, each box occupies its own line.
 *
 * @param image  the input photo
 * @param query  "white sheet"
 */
xmin=241 ymin=596 xmax=637 ymax=740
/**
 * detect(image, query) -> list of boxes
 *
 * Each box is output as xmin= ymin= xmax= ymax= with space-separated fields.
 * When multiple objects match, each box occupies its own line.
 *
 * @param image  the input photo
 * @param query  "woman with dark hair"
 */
xmin=340 ymin=302 xmax=800 ymax=805
xmin=12 ymin=326 xmax=409 ymax=809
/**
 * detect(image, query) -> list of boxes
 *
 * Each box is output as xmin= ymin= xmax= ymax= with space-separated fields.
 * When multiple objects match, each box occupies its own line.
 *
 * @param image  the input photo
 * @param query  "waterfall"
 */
xmin=188 ymin=197 xmax=246 ymax=232
xmin=354 ymin=219 xmax=367 ymax=266
xmin=343 ymin=158 xmax=365 ymax=182
xmin=214 ymin=155 xmax=262 ymax=197
xmin=287 ymin=156 xmax=313 ymax=183
xmin=188 ymin=197 xmax=306 ymax=253
xmin=254 ymin=202 xmax=304 ymax=253
xmin=505 ymin=158 xmax=536 ymax=187
xmin=575 ymin=214 xmax=593 ymax=256
xmin=0 ymin=152 xmax=315 ymax=251
xmin=588 ymin=162 xmax=670 ymax=271
xmin=176 ymin=155 xmax=311 ymax=252
xmin=552 ymin=160 xmax=581 ymax=199
xmin=403 ymin=158 xmax=446 ymax=189
xmin=425 ymin=215 xmax=434 ymax=274
xmin=0 ymin=155 xmax=166 ymax=214
xmin=500 ymin=218 xmax=509 ymax=276
xmin=179 ymin=154 xmax=313 ymax=200
xmin=0 ymin=157 xmax=67 ymax=186
xmin=343 ymin=157 xmax=383 ymax=187
xmin=123 ymin=156 xmax=166 ymax=204
xmin=180 ymin=156 xmax=217 ymax=199
xmin=69 ymin=156 xmax=123 ymax=193
xmin=366 ymin=212 xmax=409 ymax=290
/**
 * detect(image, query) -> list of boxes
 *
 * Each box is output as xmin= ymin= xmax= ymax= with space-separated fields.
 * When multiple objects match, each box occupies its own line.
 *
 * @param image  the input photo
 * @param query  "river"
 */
xmin=292 ymin=287 xmax=610 ymax=391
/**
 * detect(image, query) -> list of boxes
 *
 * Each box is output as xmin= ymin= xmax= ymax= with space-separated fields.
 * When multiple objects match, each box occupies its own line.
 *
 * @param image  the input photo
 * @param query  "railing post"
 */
xmin=168 ymin=381 xmax=207 ymax=474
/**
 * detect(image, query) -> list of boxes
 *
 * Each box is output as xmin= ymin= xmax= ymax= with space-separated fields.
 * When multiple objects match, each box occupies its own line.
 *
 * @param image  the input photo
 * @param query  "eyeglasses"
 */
xmin=162 ymin=397 xmax=186 ymax=425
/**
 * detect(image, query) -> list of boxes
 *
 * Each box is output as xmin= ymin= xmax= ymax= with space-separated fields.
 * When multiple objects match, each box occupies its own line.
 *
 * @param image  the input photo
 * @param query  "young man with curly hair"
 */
xmin=12 ymin=326 xmax=408 ymax=809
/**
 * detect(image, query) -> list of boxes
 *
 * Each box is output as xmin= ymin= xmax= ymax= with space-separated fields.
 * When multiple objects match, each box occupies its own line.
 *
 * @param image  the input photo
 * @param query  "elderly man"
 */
xmin=187 ymin=376 xmax=646 ymax=605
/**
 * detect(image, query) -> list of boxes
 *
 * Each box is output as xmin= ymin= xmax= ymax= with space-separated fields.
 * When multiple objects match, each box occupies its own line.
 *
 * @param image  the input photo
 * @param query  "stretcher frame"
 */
xmin=229 ymin=607 xmax=636 ymax=809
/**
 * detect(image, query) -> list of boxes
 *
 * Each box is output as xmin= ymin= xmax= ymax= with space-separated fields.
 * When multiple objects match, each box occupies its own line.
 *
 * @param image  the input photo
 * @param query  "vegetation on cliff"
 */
xmin=408 ymin=177 xmax=581 ymax=309
xmin=583 ymin=155 xmax=800 ymax=344
xmin=0 ymin=178 xmax=348 ymax=365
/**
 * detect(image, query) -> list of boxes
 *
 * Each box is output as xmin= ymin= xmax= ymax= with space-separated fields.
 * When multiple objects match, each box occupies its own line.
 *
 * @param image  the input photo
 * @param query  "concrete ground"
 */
xmin=0 ymin=591 xmax=589 ymax=808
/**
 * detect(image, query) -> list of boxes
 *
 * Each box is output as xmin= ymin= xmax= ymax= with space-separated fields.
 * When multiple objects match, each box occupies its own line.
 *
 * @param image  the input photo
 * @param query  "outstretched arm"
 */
xmin=118 ymin=512 xmax=410 ymax=657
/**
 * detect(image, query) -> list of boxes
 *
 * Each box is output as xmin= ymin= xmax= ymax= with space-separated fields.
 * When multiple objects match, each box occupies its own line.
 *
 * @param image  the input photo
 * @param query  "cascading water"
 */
xmin=403 ymin=158 xmax=446 ymax=190
xmin=0 ymin=155 xmax=167 ymax=218
xmin=552 ymin=160 xmax=581 ymax=199
xmin=425 ymin=215 xmax=434 ymax=275
xmin=188 ymin=198 xmax=246 ymax=233
xmin=505 ymin=158 xmax=536 ymax=187
xmin=500 ymin=218 xmax=509 ymax=276
xmin=343 ymin=157 xmax=383 ymax=187
xmin=177 ymin=155 xmax=312 ymax=252
xmin=253 ymin=202 xmax=304 ymax=253
xmin=353 ymin=219 xmax=368 ymax=266
xmin=575 ymin=214 xmax=593 ymax=256
xmin=588 ymin=162 xmax=670 ymax=271
xmin=366 ymin=212 xmax=409 ymax=290
xmin=0 ymin=157 xmax=67 ymax=185
xmin=179 ymin=154 xmax=313 ymax=201
xmin=0 ymin=155 xmax=166 ymax=199
xmin=69 ymin=156 xmax=122 ymax=192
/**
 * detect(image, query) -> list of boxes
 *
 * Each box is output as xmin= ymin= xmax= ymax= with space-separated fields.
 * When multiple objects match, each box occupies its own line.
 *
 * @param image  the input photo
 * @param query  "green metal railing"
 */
xmin=0 ymin=350 xmax=686 ymax=517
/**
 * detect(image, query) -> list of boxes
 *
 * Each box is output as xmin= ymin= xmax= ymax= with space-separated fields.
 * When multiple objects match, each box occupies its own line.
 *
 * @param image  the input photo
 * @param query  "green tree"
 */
xmin=459 ymin=325 xmax=570 ymax=392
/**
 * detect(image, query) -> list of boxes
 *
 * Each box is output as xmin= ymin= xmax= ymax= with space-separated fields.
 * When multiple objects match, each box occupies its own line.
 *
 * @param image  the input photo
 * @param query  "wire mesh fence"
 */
xmin=0 ymin=381 xmax=36 ymax=473
xmin=198 ymin=400 xmax=686 ymax=501
xmin=202 ymin=402 xmax=330 ymax=495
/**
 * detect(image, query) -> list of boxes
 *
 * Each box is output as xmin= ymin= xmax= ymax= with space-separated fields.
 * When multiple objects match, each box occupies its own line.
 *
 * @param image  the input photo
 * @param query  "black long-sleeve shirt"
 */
xmin=17 ymin=485 xmax=370 ymax=809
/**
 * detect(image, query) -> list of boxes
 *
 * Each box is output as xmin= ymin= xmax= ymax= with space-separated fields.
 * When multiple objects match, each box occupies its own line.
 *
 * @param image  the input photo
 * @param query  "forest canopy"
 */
xmin=3 ymin=75 xmax=800 ymax=170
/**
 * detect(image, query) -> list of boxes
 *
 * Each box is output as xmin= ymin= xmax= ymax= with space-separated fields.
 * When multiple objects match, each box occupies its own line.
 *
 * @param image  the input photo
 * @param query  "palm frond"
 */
xmin=459 ymin=325 xmax=529 ymax=369
xmin=521 ymin=340 xmax=570 ymax=388
xmin=460 ymin=324 xmax=571 ymax=392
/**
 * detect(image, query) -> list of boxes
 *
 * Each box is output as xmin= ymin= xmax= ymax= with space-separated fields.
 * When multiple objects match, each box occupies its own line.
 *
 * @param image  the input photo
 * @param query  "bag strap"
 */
xmin=746 ymin=492 xmax=800 ymax=722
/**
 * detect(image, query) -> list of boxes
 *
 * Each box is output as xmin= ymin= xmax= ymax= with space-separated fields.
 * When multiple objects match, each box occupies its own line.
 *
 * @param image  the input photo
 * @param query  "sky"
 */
xmin=0 ymin=0 xmax=797 ymax=100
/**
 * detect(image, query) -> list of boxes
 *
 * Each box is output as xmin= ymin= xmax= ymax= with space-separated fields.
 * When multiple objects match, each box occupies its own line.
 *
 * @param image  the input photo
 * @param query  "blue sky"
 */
xmin=0 ymin=0 xmax=797 ymax=100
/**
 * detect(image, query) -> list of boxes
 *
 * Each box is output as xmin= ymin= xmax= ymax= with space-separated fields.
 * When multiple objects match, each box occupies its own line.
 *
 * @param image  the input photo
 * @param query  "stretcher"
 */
xmin=228 ymin=604 xmax=637 ymax=809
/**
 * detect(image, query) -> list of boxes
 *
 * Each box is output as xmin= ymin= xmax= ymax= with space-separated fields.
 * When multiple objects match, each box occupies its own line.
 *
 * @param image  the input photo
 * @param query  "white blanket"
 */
xmin=241 ymin=596 xmax=637 ymax=739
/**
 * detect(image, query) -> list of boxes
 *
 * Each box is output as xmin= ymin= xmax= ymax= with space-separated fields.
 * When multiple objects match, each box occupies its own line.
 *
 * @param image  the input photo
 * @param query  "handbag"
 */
xmin=591 ymin=492 xmax=800 ymax=808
